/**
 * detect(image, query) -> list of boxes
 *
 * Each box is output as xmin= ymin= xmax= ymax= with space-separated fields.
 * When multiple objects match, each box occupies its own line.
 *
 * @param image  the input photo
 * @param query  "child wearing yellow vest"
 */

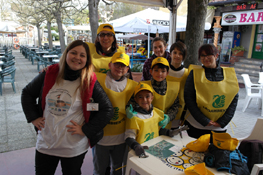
xmin=125 ymin=83 xmax=189 ymax=157
xmin=93 ymin=52 xmax=138 ymax=175
xmin=166 ymin=41 xmax=189 ymax=128
xmin=127 ymin=57 xmax=180 ymax=129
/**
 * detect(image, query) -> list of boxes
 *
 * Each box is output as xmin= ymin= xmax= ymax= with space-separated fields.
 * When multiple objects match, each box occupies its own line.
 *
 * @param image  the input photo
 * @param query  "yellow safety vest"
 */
xmin=166 ymin=68 xmax=189 ymax=120
xmin=126 ymin=107 xmax=164 ymax=144
xmin=193 ymin=66 xmax=239 ymax=121
xmin=87 ymin=43 xmax=125 ymax=73
xmin=142 ymin=79 xmax=180 ymax=129
xmin=96 ymin=72 xmax=138 ymax=136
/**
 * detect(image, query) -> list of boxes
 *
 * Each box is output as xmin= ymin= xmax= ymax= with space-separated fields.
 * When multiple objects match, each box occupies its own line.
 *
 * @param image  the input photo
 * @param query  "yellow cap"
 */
xmin=185 ymin=163 xmax=214 ymax=175
xmin=151 ymin=57 xmax=169 ymax=68
xmin=97 ymin=23 xmax=115 ymax=35
xmin=134 ymin=83 xmax=153 ymax=96
xmin=186 ymin=134 xmax=210 ymax=152
xmin=111 ymin=52 xmax=130 ymax=66
xmin=212 ymin=131 xmax=239 ymax=151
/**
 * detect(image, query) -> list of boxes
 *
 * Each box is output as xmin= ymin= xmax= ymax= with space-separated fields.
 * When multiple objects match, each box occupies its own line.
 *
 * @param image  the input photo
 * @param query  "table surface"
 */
xmin=42 ymin=55 xmax=58 ymax=58
xmin=52 ymin=59 xmax=60 ymax=63
xmin=126 ymin=135 xmax=231 ymax=175
xmin=36 ymin=51 xmax=49 ymax=54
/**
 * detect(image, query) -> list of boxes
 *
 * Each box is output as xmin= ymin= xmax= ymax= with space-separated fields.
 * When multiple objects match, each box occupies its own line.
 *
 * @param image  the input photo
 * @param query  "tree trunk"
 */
xmin=56 ymin=11 xmax=66 ymax=52
xmin=37 ymin=24 xmax=41 ymax=47
xmin=184 ymin=0 xmax=209 ymax=68
xmin=89 ymin=0 xmax=100 ymax=43
xmin=47 ymin=21 xmax=53 ymax=49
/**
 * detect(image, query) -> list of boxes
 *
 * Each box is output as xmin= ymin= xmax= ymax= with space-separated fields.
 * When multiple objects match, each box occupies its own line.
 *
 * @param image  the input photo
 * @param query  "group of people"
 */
xmin=21 ymin=23 xmax=239 ymax=175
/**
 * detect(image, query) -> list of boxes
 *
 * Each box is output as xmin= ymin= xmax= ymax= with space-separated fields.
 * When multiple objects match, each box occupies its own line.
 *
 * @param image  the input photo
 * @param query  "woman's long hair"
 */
xmin=56 ymin=40 xmax=93 ymax=93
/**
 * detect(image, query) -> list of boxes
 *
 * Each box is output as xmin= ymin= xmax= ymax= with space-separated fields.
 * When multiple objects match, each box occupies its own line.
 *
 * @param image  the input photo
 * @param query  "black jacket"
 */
xmin=21 ymin=72 xmax=114 ymax=147
xmin=184 ymin=66 xmax=239 ymax=127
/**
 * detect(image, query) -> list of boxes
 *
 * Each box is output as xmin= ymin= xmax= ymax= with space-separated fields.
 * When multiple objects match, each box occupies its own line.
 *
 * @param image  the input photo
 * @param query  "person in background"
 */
xmin=93 ymin=52 xmax=137 ymax=175
xmin=166 ymin=41 xmax=189 ymax=129
xmin=21 ymin=40 xmax=113 ymax=175
xmin=184 ymin=44 xmax=239 ymax=139
xmin=125 ymin=83 xmax=189 ymax=157
xmin=141 ymin=37 xmax=171 ymax=81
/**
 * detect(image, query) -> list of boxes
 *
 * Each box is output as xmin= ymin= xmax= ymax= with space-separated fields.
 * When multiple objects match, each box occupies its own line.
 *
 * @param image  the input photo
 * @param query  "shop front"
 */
xmin=221 ymin=8 xmax=263 ymax=59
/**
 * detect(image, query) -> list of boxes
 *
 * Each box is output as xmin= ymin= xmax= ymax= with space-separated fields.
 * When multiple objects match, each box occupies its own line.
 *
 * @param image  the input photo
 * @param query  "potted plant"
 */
xmin=130 ymin=63 xmax=143 ymax=82
xmin=231 ymin=46 xmax=246 ymax=57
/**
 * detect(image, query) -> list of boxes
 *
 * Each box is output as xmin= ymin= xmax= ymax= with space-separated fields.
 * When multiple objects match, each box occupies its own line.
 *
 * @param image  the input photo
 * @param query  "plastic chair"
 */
xmin=239 ymin=118 xmax=263 ymax=141
xmin=251 ymin=164 xmax=263 ymax=175
xmin=241 ymin=74 xmax=262 ymax=112
xmin=259 ymin=72 xmax=263 ymax=84
xmin=0 ymin=66 xmax=16 ymax=95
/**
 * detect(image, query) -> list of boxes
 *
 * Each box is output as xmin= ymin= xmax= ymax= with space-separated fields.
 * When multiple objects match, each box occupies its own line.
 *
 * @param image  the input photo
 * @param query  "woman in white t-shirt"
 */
xmin=21 ymin=40 xmax=113 ymax=175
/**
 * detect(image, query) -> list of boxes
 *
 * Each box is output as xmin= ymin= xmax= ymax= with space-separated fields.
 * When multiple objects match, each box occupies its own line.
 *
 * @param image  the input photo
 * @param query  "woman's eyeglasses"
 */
xmin=200 ymin=54 xmax=214 ymax=59
xmin=98 ymin=33 xmax=114 ymax=38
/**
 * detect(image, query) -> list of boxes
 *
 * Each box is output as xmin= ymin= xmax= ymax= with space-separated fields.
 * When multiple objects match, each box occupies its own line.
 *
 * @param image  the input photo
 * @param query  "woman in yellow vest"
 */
xmin=166 ymin=41 xmax=189 ymax=129
xmin=184 ymin=44 xmax=239 ymax=139
xmin=86 ymin=23 xmax=133 ymax=79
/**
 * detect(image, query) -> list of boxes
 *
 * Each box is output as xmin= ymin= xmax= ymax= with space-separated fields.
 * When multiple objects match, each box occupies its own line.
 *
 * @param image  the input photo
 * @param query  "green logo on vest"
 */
xmin=144 ymin=132 xmax=154 ymax=142
xmin=112 ymin=107 xmax=119 ymax=121
xmin=212 ymin=95 xmax=225 ymax=108
xmin=99 ymin=68 xmax=110 ymax=73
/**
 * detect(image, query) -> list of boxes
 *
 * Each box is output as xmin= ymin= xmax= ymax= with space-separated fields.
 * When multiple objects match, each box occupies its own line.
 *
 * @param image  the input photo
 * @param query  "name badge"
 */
xmin=87 ymin=103 xmax=99 ymax=111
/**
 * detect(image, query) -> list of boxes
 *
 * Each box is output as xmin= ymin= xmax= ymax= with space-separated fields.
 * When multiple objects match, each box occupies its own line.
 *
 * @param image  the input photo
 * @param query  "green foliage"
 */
xmin=110 ymin=2 xmax=145 ymax=21
xmin=231 ymin=46 xmax=246 ymax=52
xmin=130 ymin=64 xmax=143 ymax=72
xmin=208 ymin=6 xmax=217 ymax=10
xmin=52 ymin=33 xmax=59 ymax=41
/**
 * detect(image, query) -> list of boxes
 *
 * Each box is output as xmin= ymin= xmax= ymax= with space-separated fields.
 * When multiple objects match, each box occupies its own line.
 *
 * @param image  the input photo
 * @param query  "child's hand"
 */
xmin=126 ymin=104 xmax=137 ymax=119
xmin=158 ymin=114 xmax=170 ymax=128
xmin=134 ymin=144 xmax=149 ymax=157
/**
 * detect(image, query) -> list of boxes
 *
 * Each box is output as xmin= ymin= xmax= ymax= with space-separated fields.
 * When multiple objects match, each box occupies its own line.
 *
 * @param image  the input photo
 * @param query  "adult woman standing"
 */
xmin=184 ymin=44 xmax=239 ymax=139
xmin=21 ymin=40 xmax=113 ymax=175
xmin=86 ymin=24 xmax=125 ymax=74
xmin=141 ymin=37 xmax=171 ymax=81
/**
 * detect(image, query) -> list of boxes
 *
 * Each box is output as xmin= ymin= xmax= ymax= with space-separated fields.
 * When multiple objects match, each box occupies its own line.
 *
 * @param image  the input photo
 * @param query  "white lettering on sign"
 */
xmin=222 ymin=10 xmax=263 ymax=26
xmin=152 ymin=20 xmax=170 ymax=26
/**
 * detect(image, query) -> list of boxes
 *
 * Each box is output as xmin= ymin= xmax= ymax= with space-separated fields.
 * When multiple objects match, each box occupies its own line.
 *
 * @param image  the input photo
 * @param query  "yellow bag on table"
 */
xmin=184 ymin=163 xmax=214 ymax=175
xmin=212 ymin=131 xmax=239 ymax=151
xmin=186 ymin=134 xmax=210 ymax=152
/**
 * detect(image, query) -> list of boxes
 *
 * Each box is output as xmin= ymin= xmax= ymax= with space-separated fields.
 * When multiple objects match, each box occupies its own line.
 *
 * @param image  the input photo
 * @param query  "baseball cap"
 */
xmin=134 ymin=83 xmax=153 ymax=96
xmin=186 ymin=134 xmax=210 ymax=152
xmin=97 ymin=24 xmax=115 ymax=35
xmin=212 ymin=131 xmax=239 ymax=151
xmin=151 ymin=57 xmax=169 ymax=68
xmin=111 ymin=52 xmax=130 ymax=66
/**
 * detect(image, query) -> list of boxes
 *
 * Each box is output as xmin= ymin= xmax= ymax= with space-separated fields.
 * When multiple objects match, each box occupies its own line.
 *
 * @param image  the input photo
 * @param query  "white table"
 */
xmin=43 ymin=55 xmax=58 ymax=62
xmin=52 ymin=59 xmax=60 ymax=63
xmin=125 ymin=134 xmax=231 ymax=175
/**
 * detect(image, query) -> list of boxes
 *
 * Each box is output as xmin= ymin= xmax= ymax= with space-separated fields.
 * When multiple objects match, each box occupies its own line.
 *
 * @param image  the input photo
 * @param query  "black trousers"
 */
xmin=185 ymin=120 xmax=226 ymax=143
xmin=35 ymin=150 xmax=87 ymax=175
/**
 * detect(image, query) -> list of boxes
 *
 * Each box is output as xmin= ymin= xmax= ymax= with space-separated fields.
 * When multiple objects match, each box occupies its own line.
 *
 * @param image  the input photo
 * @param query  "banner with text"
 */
xmin=222 ymin=9 xmax=263 ymax=26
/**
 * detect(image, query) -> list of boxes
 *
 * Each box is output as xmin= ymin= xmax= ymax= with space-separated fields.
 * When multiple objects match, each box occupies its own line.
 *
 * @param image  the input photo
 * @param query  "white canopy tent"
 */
xmin=117 ymin=34 xmax=153 ymax=40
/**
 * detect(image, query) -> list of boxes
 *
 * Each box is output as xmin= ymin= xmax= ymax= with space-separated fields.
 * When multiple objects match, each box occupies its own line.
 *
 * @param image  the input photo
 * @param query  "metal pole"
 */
xmin=148 ymin=25 xmax=150 ymax=58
